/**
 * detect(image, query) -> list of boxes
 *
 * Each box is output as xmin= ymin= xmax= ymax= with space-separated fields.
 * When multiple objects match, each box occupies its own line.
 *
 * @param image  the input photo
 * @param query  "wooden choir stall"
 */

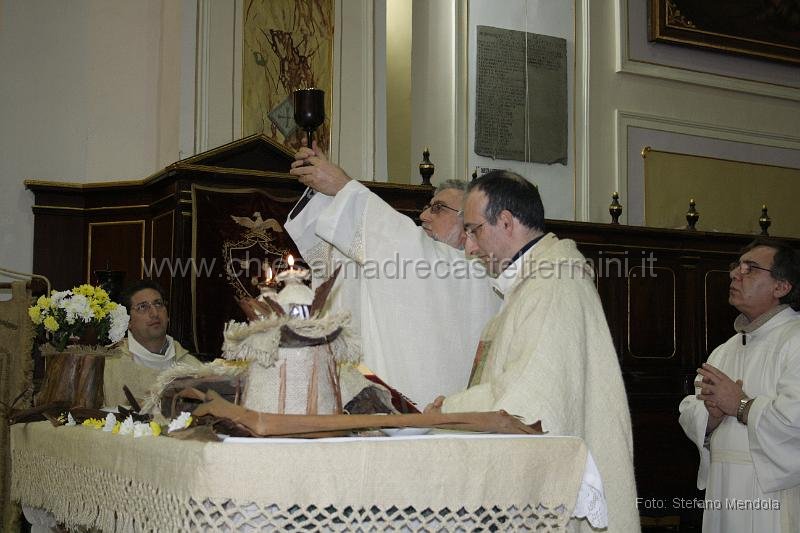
xmin=24 ymin=134 xmax=800 ymax=529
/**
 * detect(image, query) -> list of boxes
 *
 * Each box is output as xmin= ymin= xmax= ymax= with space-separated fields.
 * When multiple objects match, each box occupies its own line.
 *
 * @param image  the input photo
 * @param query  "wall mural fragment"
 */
xmin=242 ymin=0 xmax=333 ymax=151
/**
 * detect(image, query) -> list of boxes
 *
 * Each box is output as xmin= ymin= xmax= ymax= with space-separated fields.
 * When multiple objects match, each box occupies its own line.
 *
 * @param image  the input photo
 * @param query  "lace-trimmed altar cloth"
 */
xmin=11 ymin=422 xmax=607 ymax=531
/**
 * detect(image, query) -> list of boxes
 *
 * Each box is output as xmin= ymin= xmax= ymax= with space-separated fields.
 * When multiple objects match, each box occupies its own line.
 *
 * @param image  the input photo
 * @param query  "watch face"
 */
xmin=268 ymin=96 xmax=297 ymax=138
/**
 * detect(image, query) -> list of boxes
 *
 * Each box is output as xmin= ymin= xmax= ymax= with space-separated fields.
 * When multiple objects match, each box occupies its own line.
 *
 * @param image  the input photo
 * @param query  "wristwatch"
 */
xmin=736 ymin=396 xmax=753 ymax=424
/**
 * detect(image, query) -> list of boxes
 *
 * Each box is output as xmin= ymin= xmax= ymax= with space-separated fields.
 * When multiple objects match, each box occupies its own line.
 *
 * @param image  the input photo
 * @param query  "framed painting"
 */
xmin=242 ymin=0 xmax=334 ymax=152
xmin=648 ymin=0 xmax=800 ymax=66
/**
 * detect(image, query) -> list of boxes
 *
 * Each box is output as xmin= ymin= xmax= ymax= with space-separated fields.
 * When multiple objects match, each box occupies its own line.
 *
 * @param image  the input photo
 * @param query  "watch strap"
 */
xmin=737 ymin=396 xmax=752 ymax=424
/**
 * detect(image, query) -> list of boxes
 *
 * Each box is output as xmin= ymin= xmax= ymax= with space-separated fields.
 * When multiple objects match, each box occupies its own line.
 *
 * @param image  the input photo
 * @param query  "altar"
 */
xmin=12 ymin=422 xmax=606 ymax=531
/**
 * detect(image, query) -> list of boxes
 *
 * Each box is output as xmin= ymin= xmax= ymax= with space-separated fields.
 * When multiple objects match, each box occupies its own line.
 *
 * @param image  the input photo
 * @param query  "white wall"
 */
xmin=409 ymin=0 xmax=458 ymax=186
xmin=195 ymin=0 xmax=237 ymax=153
xmin=0 ymin=0 xmax=192 ymax=275
xmin=384 ymin=0 xmax=412 ymax=183
xmin=468 ymin=0 xmax=576 ymax=221
xmin=331 ymin=0 xmax=375 ymax=181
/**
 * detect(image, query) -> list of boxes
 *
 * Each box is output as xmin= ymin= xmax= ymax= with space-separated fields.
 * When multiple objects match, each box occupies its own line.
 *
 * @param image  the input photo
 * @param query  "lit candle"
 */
xmin=254 ymin=263 xmax=278 ymax=319
xmin=276 ymin=254 xmax=313 ymax=317
xmin=276 ymin=254 xmax=310 ymax=283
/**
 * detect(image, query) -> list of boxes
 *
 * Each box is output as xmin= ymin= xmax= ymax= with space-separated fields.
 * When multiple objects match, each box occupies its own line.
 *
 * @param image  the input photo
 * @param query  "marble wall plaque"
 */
xmin=475 ymin=26 xmax=567 ymax=165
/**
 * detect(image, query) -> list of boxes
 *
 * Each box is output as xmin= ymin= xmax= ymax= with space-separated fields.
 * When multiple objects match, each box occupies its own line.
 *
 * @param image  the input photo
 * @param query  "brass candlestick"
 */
xmin=686 ymin=199 xmax=699 ymax=230
xmin=609 ymin=192 xmax=623 ymax=224
xmin=418 ymin=148 xmax=434 ymax=188
xmin=759 ymin=205 xmax=771 ymax=236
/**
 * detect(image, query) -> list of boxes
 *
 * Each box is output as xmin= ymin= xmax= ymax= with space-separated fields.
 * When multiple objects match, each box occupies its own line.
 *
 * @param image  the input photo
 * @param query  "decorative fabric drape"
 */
xmin=12 ymin=422 xmax=593 ymax=531
xmin=0 ymin=281 xmax=34 ymax=532
xmin=192 ymin=185 xmax=300 ymax=355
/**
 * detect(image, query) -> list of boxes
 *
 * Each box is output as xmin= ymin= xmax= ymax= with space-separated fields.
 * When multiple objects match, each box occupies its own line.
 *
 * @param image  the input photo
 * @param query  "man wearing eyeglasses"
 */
xmin=679 ymin=240 xmax=800 ymax=533
xmin=286 ymin=142 xmax=500 ymax=408
xmin=418 ymin=182 xmax=468 ymax=249
xmin=103 ymin=280 xmax=200 ymax=407
xmin=426 ymin=170 xmax=640 ymax=532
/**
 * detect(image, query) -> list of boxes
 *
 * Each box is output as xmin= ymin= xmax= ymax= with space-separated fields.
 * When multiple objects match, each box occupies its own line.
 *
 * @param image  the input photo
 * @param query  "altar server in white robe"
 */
xmin=426 ymin=170 xmax=640 ymax=532
xmin=286 ymin=143 xmax=500 ymax=407
xmin=679 ymin=239 xmax=800 ymax=533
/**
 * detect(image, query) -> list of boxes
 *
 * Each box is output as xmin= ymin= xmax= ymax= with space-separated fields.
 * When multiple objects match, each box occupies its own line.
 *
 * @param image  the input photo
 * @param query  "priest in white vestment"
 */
xmin=286 ymin=144 xmax=500 ymax=407
xmin=426 ymin=170 xmax=640 ymax=532
xmin=679 ymin=240 xmax=800 ymax=533
xmin=103 ymin=280 xmax=200 ymax=407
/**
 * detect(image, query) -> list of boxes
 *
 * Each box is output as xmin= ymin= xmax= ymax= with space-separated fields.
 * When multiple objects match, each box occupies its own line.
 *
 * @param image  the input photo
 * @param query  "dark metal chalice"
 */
xmin=288 ymin=88 xmax=325 ymax=220
xmin=293 ymin=88 xmax=325 ymax=149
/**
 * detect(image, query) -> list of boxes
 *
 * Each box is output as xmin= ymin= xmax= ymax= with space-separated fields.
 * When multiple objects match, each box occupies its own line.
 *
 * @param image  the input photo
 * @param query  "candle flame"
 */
xmin=287 ymin=254 xmax=295 ymax=267
xmin=265 ymin=266 xmax=273 ymax=282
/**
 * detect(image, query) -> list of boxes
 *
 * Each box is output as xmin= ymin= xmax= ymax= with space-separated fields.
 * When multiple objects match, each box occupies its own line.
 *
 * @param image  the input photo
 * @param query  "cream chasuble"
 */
xmin=679 ymin=306 xmax=800 ymax=533
xmin=103 ymin=336 xmax=200 ymax=408
xmin=442 ymin=234 xmax=640 ymax=532
xmin=284 ymin=180 xmax=501 ymax=407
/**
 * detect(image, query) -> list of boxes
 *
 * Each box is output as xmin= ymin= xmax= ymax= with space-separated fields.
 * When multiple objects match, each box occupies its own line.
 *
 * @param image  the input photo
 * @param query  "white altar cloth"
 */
xmin=12 ymin=422 xmax=607 ymax=531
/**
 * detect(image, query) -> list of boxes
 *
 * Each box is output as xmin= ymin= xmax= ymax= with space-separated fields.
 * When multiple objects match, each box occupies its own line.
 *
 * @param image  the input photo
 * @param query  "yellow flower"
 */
xmin=36 ymin=295 xmax=51 ymax=309
xmin=94 ymin=287 xmax=109 ymax=302
xmin=43 ymin=316 xmax=59 ymax=332
xmin=91 ymin=302 xmax=107 ymax=319
xmin=28 ymin=306 xmax=42 ymax=325
xmin=149 ymin=421 xmax=162 ymax=437
xmin=81 ymin=418 xmax=104 ymax=429
xmin=74 ymin=284 xmax=91 ymax=297
xmin=112 ymin=421 xmax=121 ymax=434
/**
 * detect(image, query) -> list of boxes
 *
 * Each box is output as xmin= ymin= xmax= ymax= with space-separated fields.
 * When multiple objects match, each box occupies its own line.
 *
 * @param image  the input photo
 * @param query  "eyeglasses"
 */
xmin=131 ymin=299 xmax=166 ymax=314
xmin=422 ymin=201 xmax=461 ymax=216
xmin=464 ymin=222 xmax=485 ymax=240
xmin=729 ymin=260 xmax=773 ymax=276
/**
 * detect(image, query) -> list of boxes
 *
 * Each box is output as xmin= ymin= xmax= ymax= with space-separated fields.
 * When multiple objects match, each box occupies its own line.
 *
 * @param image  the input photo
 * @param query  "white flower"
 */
xmin=50 ymin=290 xmax=72 ymax=308
xmin=118 ymin=416 xmax=134 ymax=435
xmin=133 ymin=421 xmax=152 ymax=438
xmin=66 ymin=412 xmax=76 ymax=426
xmin=102 ymin=412 xmax=117 ymax=432
xmin=107 ymin=304 xmax=130 ymax=344
xmin=63 ymin=294 xmax=92 ymax=324
xmin=168 ymin=411 xmax=193 ymax=433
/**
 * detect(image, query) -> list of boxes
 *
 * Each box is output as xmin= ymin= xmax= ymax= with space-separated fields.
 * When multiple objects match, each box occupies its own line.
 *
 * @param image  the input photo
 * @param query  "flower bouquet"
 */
xmin=29 ymin=284 xmax=130 ymax=408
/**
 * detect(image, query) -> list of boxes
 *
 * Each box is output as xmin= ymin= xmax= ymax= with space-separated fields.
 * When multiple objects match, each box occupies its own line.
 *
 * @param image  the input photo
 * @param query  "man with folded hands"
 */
xmin=679 ymin=239 xmax=800 ymax=532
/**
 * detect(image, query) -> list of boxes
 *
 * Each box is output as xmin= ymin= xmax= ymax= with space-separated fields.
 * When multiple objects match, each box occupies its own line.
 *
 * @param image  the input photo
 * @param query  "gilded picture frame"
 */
xmin=648 ymin=0 xmax=800 ymax=66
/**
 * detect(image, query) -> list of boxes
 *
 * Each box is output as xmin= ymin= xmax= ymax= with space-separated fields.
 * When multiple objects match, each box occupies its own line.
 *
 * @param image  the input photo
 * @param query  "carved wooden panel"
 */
xmin=191 ymin=185 xmax=302 ymax=355
xmin=630 ymin=404 xmax=706 ymax=522
xmin=32 ymin=211 xmax=86 ymax=291
xmin=86 ymin=221 xmax=144 ymax=287
xmin=627 ymin=266 xmax=676 ymax=359
xmin=151 ymin=211 xmax=175 ymax=301
xmin=704 ymin=269 xmax=738 ymax=355
xmin=578 ymin=245 xmax=628 ymax=357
